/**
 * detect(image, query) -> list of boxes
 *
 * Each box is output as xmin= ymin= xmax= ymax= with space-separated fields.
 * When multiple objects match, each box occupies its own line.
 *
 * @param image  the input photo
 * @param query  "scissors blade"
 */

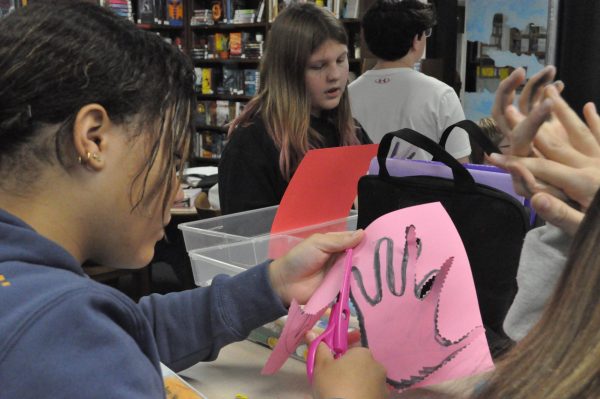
xmin=306 ymin=248 xmax=354 ymax=382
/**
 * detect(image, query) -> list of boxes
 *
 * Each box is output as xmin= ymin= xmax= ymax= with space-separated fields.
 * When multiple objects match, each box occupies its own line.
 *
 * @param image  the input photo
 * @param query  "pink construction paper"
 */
xmin=351 ymin=202 xmax=493 ymax=390
xmin=303 ymin=257 xmax=346 ymax=315
xmin=270 ymin=144 xmax=378 ymax=235
xmin=261 ymin=299 xmax=327 ymax=375
xmin=262 ymin=202 xmax=493 ymax=386
xmin=262 ymin=254 xmax=348 ymax=375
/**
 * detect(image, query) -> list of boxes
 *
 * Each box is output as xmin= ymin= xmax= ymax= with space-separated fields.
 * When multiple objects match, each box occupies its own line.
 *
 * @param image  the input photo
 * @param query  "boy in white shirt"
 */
xmin=349 ymin=0 xmax=471 ymax=162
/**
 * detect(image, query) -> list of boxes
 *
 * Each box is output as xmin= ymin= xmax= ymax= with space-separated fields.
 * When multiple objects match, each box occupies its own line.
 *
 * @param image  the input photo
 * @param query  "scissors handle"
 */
xmin=306 ymin=248 xmax=353 ymax=384
xmin=306 ymin=322 xmax=334 ymax=383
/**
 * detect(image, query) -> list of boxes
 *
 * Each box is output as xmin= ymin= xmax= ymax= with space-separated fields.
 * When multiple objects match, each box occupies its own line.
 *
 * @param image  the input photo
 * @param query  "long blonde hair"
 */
xmin=228 ymin=3 xmax=359 ymax=180
xmin=476 ymin=189 xmax=600 ymax=398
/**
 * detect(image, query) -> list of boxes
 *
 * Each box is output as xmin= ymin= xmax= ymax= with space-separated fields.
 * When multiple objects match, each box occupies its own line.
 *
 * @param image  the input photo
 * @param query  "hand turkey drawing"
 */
xmin=262 ymin=203 xmax=494 ymax=386
xmin=351 ymin=225 xmax=483 ymax=389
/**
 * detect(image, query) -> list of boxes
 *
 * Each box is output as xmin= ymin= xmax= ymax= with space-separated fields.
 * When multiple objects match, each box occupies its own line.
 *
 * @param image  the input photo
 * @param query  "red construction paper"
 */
xmin=270 ymin=144 xmax=378 ymax=235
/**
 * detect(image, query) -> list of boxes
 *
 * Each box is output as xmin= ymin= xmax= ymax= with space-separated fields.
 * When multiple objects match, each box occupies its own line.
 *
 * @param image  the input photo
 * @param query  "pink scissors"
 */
xmin=306 ymin=248 xmax=353 ymax=384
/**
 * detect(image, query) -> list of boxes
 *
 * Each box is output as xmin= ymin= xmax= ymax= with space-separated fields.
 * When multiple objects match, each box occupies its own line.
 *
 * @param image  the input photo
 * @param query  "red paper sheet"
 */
xmin=270 ymin=144 xmax=378 ymax=235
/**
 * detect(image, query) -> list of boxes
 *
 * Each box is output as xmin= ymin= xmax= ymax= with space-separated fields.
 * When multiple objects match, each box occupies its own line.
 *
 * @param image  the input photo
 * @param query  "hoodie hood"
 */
xmin=0 ymin=208 xmax=83 ymax=276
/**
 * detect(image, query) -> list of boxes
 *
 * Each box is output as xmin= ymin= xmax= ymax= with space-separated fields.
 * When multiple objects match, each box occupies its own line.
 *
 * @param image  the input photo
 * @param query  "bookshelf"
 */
xmin=126 ymin=0 xmax=365 ymax=165
xmin=127 ymin=0 xmax=186 ymax=50
xmin=3 ymin=1 xmax=365 ymax=166
xmin=0 ymin=0 xmax=18 ymax=17
xmin=188 ymin=0 xmax=266 ymax=163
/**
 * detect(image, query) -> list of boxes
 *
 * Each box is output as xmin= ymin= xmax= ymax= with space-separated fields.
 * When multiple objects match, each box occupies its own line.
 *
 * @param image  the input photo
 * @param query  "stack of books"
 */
xmin=243 ymin=69 xmax=260 ymax=96
xmin=190 ymin=46 xmax=208 ymax=60
xmin=190 ymin=9 xmax=213 ymax=26
xmin=232 ymin=9 xmax=255 ymax=23
xmin=107 ymin=0 xmax=133 ymax=21
xmin=242 ymin=40 xmax=263 ymax=59
xmin=192 ymin=130 xmax=227 ymax=159
xmin=220 ymin=66 xmax=245 ymax=96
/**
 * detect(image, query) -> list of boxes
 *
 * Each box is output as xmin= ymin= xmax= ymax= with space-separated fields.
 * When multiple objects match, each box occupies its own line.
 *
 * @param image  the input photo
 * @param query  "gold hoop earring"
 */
xmin=77 ymin=152 xmax=94 ymax=164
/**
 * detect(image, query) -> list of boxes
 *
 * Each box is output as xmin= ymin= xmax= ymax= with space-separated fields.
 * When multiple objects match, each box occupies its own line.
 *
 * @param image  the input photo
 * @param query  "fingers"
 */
xmin=309 ymin=229 xmax=365 ymax=254
xmin=509 ymin=99 xmax=553 ymax=156
xmin=518 ymin=65 xmax=556 ymax=114
xmin=492 ymin=67 xmax=526 ymax=135
xmin=498 ymin=157 xmax=539 ymax=198
xmin=314 ymin=342 xmax=334 ymax=366
xmin=553 ymin=80 xmax=565 ymax=94
xmin=312 ymin=346 xmax=387 ymax=399
xmin=530 ymin=192 xmax=584 ymax=236
xmin=305 ymin=330 xmax=318 ymax=344
xmin=489 ymin=153 xmax=597 ymax=208
xmin=544 ymin=85 xmax=600 ymax=158
xmin=268 ymin=230 xmax=365 ymax=306
xmin=504 ymin=160 xmax=568 ymax=201
xmin=583 ymin=102 xmax=600 ymax=144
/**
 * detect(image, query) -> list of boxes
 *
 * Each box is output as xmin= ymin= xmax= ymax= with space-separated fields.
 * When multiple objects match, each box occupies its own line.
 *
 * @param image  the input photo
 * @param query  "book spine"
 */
xmin=256 ymin=0 xmax=265 ymax=22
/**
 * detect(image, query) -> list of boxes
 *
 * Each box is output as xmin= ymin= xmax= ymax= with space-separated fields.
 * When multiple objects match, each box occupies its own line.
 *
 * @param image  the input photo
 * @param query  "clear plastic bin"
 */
xmin=179 ymin=206 xmax=279 ymax=252
xmin=180 ymin=205 xmax=358 ymax=286
xmin=178 ymin=205 xmax=357 ymax=252
xmin=188 ymin=234 xmax=303 ymax=286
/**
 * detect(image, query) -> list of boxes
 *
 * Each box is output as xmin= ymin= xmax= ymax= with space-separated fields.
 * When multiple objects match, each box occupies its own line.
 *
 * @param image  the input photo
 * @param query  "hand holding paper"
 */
xmin=264 ymin=202 xmax=493 ymax=392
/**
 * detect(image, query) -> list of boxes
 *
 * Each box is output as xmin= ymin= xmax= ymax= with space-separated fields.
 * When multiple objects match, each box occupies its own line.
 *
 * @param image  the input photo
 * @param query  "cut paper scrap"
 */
xmin=270 ymin=144 xmax=378 ymax=235
xmin=261 ymin=299 xmax=328 ymax=375
xmin=262 ymin=254 xmax=348 ymax=375
xmin=351 ymin=202 xmax=493 ymax=391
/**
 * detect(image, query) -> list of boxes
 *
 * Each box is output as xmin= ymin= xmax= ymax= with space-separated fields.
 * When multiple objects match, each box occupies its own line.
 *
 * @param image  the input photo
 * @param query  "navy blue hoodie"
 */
xmin=0 ymin=209 xmax=286 ymax=398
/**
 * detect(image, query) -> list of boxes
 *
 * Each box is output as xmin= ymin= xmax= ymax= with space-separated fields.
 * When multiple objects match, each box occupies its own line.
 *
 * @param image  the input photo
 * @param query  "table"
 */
xmin=170 ymin=206 xmax=198 ymax=216
xmin=180 ymin=340 xmax=312 ymax=399
xmin=178 ymin=340 xmax=485 ymax=399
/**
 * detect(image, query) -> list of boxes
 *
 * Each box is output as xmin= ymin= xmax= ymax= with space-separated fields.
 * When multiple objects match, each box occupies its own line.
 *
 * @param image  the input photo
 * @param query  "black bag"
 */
xmin=357 ymin=124 xmax=529 ymax=356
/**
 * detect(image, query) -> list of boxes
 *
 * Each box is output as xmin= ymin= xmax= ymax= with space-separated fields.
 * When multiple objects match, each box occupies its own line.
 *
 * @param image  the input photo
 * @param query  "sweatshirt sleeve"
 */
xmin=503 ymin=224 xmax=572 ymax=341
xmin=137 ymin=261 xmax=287 ymax=372
xmin=1 ymin=262 xmax=286 ymax=398
xmin=1 ymin=285 xmax=167 ymax=399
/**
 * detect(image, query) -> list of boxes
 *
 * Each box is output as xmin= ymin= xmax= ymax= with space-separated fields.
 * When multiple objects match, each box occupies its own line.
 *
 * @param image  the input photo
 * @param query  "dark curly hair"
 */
xmin=0 ymin=2 xmax=196 ymax=211
xmin=362 ymin=0 xmax=436 ymax=61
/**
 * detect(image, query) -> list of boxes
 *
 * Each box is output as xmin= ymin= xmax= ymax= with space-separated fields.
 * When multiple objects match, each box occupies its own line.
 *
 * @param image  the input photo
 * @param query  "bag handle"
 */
xmin=439 ymin=119 xmax=501 ymax=156
xmin=378 ymin=128 xmax=476 ymax=190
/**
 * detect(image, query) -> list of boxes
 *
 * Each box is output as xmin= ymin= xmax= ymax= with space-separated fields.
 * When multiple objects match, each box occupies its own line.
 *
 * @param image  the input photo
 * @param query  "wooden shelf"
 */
xmin=192 ymin=58 xmax=261 ymax=65
xmin=196 ymin=93 xmax=253 ymax=101
xmin=191 ymin=22 xmax=268 ymax=31
xmin=136 ymin=23 xmax=184 ymax=31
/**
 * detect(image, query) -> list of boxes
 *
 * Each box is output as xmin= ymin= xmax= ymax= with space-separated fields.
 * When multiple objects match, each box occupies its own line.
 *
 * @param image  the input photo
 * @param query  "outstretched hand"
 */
xmin=491 ymin=65 xmax=565 ymax=157
xmin=268 ymin=230 xmax=364 ymax=307
xmin=488 ymin=66 xmax=600 ymax=235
